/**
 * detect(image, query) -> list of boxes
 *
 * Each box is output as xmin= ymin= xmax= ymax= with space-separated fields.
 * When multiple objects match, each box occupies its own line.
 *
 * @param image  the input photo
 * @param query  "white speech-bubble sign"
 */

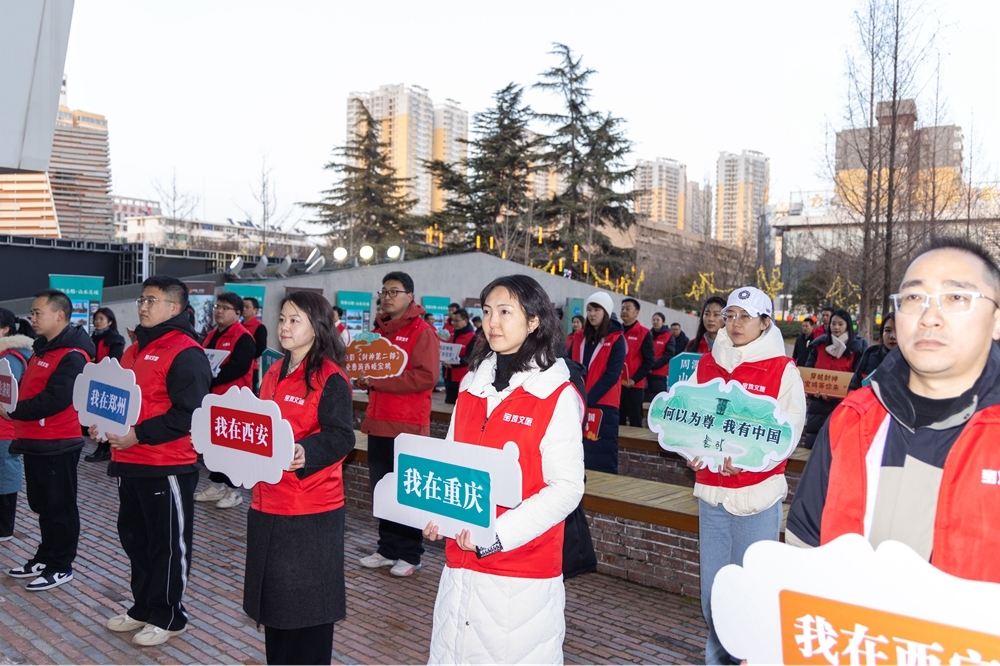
xmin=439 ymin=342 xmax=462 ymax=365
xmin=712 ymin=534 xmax=1000 ymax=664
xmin=0 ymin=358 xmax=18 ymax=411
xmin=72 ymin=358 xmax=142 ymax=439
xmin=203 ymin=349 xmax=230 ymax=376
xmin=373 ymin=433 xmax=523 ymax=547
xmin=191 ymin=386 xmax=295 ymax=489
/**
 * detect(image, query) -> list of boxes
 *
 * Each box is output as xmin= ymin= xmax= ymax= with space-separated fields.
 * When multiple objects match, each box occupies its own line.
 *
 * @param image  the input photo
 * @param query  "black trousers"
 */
xmin=0 ymin=491 xmax=17 ymax=538
xmin=264 ymin=623 xmax=334 ymax=665
xmin=367 ymin=434 xmax=424 ymax=564
xmin=619 ymin=386 xmax=645 ymax=427
xmin=645 ymin=375 xmax=667 ymax=401
xmin=117 ymin=471 xmax=198 ymax=631
xmin=444 ymin=379 xmax=460 ymax=405
xmin=208 ymin=471 xmax=236 ymax=488
xmin=23 ymin=450 xmax=81 ymax=572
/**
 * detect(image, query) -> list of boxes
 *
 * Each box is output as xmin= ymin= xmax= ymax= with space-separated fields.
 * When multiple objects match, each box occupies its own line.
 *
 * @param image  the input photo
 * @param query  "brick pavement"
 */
xmin=0 ymin=441 xmax=706 ymax=665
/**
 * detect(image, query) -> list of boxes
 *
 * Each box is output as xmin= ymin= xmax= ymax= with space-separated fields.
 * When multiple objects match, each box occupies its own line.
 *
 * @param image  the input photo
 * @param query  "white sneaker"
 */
xmin=106 ymin=613 xmax=145 ymax=632
xmin=193 ymin=484 xmax=227 ymax=503
xmin=358 ymin=551 xmax=396 ymax=569
xmin=390 ymin=560 xmax=422 ymax=577
xmin=132 ymin=623 xmax=186 ymax=646
xmin=215 ymin=488 xmax=243 ymax=509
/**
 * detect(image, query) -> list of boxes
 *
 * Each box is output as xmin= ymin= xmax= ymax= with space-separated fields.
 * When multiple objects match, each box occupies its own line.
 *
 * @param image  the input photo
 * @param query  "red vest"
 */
xmin=15 ymin=346 xmax=88 ymax=440
xmin=695 ymin=353 xmax=795 ymax=489
xmin=95 ymin=337 xmax=112 ymax=362
xmin=649 ymin=331 xmax=674 ymax=378
xmin=335 ymin=321 xmax=351 ymax=345
xmin=812 ymin=325 xmax=826 ymax=340
xmin=447 ymin=383 xmax=570 ymax=578
xmin=821 ymin=388 xmax=1000 ymax=583
xmin=813 ymin=340 xmax=855 ymax=373
xmin=366 ymin=316 xmax=435 ymax=426
xmin=116 ymin=330 xmax=201 ymax=467
xmin=252 ymin=358 xmax=350 ymax=516
xmin=622 ymin=322 xmax=650 ymax=389
xmin=446 ymin=329 xmax=476 ymax=384
xmin=0 ymin=349 xmax=28 ymax=440
xmin=243 ymin=316 xmax=263 ymax=372
xmin=695 ymin=336 xmax=711 ymax=353
xmin=203 ymin=322 xmax=254 ymax=394
xmin=568 ymin=329 xmax=624 ymax=408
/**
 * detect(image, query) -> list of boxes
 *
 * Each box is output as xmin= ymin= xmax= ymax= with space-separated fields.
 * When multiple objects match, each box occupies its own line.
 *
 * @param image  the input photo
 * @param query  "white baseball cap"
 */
xmin=586 ymin=291 xmax=615 ymax=317
xmin=725 ymin=286 xmax=773 ymax=318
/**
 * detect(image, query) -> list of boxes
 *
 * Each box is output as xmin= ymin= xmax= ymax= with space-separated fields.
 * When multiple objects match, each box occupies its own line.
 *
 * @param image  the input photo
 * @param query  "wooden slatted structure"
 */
xmin=0 ymin=172 xmax=60 ymax=237
xmin=48 ymin=123 xmax=114 ymax=241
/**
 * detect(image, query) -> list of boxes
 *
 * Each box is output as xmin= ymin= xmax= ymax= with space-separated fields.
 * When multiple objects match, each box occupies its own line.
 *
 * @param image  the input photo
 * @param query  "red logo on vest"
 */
xmin=210 ymin=406 xmax=273 ymax=457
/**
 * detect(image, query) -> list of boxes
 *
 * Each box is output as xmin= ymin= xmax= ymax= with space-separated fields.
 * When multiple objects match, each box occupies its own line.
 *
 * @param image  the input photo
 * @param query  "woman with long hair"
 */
xmin=803 ymin=308 xmax=867 ymax=448
xmin=687 ymin=296 xmax=726 ymax=353
xmin=423 ymin=274 xmax=585 ymax=664
xmin=686 ymin=287 xmax=805 ymax=664
xmin=91 ymin=307 xmax=125 ymax=362
xmin=0 ymin=309 xmax=34 ymax=541
xmin=242 ymin=291 xmax=355 ymax=665
xmin=848 ymin=313 xmax=897 ymax=392
xmin=566 ymin=292 xmax=626 ymax=474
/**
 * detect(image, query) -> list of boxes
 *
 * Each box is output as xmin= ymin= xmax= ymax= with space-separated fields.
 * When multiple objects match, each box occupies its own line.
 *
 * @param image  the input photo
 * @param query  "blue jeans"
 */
xmin=698 ymin=498 xmax=782 ymax=665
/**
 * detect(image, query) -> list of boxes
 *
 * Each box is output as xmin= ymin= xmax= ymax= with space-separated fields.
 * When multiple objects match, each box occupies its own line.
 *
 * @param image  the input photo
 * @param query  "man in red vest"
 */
xmin=788 ymin=237 xmax=1000 ymax=584
xmin=356 ymin=271 xmax=440 ymax=577
xmin=618 ymin=298 xmax=654 ymax=427
xmin=193 ymin=291 xmax=255 ymax=509
xmin=98 ymin=275 xmax=212 ymax=646
xmin=241 ymin=296 xmax=268 ymax=392
xmin=442 ymin=308 xmax=476 ymax=404
xmin=1 ymin=289 xmax=94 ymax=591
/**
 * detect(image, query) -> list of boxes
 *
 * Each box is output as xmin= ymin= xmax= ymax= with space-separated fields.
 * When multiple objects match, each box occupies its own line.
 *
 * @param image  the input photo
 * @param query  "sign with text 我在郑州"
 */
xmin=800 ymin=367 xmax=855 ymax=398
xmin=647 ymin=377 xmax=796 ymax=473
xmin=668 ymin=352 xmax=702 ymax=387
xmin=373 ymin=433 xmax=523 ymax=547
xmin=72 ymin=358 xmax=142 ymax=439
xmin=344 ymin=332 xmax=408 ymax=380
xmin=49 ymin=274 xmax=104 ymax=333
xmin=190 ymin=386 xmax=295 ymax=488
xmin=712 ymin=534 xmax=1000 ymax=665
xmin=0 ymin=358 xmax=18 ymax=412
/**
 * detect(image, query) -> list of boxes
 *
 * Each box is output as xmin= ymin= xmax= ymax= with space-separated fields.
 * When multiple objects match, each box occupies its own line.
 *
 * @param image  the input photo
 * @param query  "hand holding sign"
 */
xmin=73 ymin=359 xmax=142 ymax=440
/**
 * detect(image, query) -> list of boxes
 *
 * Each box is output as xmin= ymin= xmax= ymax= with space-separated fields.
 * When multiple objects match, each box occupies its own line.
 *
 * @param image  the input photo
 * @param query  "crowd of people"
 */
xmin=0 ymin=235 xmax=998 ymax=664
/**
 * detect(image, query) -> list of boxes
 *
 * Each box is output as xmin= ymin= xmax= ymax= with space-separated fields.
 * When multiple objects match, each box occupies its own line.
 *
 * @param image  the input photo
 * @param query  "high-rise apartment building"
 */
xmin=346 ymin=84 xmax=467 ymax=217
xmin=634 ymin=158 xmax=686 ymax=230
xmin=685 ymin=181 xmax=713 ymax=237
xmin=715 ymin=150 xmax=769 ymax=247
xmin=431 ymin=100 xmax=468 ymax=213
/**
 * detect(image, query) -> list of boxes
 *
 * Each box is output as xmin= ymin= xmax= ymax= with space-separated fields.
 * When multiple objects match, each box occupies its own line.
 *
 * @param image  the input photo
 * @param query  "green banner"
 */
xmin=49 ymin=274 xmax=104 ymax=333
xmin=647 ymin=378 xmax=796 ymax=473
xmin=421 ymin=296 xmax=451 ymax=331
xmin=223 ymin=283 xmax=265 ymax=303
xmin=260 ymin=347 xmax=284 ymax=377
xmin=397 ymin=453 xmax=492 ymax=528
xmin=337 ymin=290 xmax=373 ymax=336
xmin=668 ymin=352 xmax=702 ymax=387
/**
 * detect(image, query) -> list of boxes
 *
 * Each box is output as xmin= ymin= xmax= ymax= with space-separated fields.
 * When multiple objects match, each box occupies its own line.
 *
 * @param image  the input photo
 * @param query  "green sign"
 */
xmin=397 ymin=453 xmax=492 ymax=528
xmin=647 ymin=378 xmax=796 ymax=473
xmin=421 ymin=296 xmax=451 ymax=333
xmin=261 ymin=347 xmax=284 ymax=377
xmin=49 ymin=274 xmax=104 ymax=333
xmin=565 ymin=298 xmax=584 ymax=334
xmin=337 ymin=290 xmax=373 ymax=337
xmin=224 ymin=283 xmax=266 ymax=304
xmin=668 ymin=352 xmax=702 ymax=387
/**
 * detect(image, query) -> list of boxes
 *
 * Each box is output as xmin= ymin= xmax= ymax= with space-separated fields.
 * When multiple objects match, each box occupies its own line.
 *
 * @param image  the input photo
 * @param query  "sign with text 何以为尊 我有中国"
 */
xmin=72 ymin=358 xmax=142 ymax=439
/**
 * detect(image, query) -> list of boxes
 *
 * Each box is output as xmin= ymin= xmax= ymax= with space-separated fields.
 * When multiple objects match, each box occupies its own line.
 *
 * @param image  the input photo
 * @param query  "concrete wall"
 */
xmin=100 ymin=253 xmax=699 ymax=350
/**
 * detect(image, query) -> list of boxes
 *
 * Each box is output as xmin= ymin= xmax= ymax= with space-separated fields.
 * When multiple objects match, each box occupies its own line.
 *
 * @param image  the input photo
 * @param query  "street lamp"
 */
xmin=386 ymin=245 xmax=401 ymax=260
xmin=333 ymin=247 xmax=348 ymax=262
xmin=359 ymin=245 xmax=374 ymax=261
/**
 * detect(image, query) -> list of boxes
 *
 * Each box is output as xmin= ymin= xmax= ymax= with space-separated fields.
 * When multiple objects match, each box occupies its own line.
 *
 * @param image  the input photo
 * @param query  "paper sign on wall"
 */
xmin=343 ymin=332 xmax=407 ymax=380
xmin=647 ymin=378 xmax=797 ymax=473
xmin=668 ymin=352 xmax=702 ymax=387
xmin=0 ymin=358 xmax=18 ymax=411
xmin=191 ymin=386 xmax=295 ymax=489
xmin=373 ymin=433 xmax=523 ymax=547
xmin=72 ymin=358 xmax=142 ymax=439
xmin=799 ymin=368 xmax=855 ymax=398
xmin=439 ymin=342 xmax=462 ymax=365
xmin=203 ymin=349 xmax=230 ymax=376
xmin=712 ymin=534 xmax=1000 ymax=664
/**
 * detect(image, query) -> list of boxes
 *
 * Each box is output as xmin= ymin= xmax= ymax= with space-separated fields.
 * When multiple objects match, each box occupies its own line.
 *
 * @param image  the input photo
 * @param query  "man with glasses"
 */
xmin=788 ymin=237 xmax=1000 ymax=583
xmin=1 ymin=289 xmax=94 ymax=592
xmin=193 ymin=291 xmax=255 ymax=509
xmin=98 ymin=275 xmax=212 ymax=646
xmin=356 ymin=271 xmax=440 ymax=577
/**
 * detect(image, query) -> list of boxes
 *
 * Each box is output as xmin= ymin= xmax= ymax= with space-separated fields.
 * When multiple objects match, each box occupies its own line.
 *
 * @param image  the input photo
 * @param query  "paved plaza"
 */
xmin=0 ymin=441 xmax=706 ymax=665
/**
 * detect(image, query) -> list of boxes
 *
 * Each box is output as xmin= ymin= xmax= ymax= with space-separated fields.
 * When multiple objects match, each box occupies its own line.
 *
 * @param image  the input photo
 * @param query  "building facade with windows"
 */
xmin=634 ymin=158 xmax=686 ymax=231
xmin=715 ymin=150 xmax=769 ymax=247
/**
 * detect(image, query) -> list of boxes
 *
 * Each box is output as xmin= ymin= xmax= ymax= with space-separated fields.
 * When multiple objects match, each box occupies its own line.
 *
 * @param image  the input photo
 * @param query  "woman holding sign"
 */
xmin=243 ymin=290 xmax=355 ymax=666
xmin=0 ymin=309 xmax=34 ymax=540
xmin=423 ymin=274 xmax=585 ymax=665
xmin=803 ymin=309 xmax=866 ymax=449
xmin=686 ymin=286 xmax=805 ymax=666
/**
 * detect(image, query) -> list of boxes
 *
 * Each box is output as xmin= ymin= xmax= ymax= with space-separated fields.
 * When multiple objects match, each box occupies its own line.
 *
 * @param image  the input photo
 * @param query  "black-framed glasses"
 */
xmin=213 ymin=305 xmax=236 ymax=312
xmin=378 ymin=289 xmax=408 ymax=299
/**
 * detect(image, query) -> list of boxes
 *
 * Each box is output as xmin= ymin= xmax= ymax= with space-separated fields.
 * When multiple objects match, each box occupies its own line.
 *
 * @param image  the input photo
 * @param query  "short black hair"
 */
xmin=448 ymin=302 xmax=460 ymax=310
xmin=821 ymin=306 xmax=835 ymax=314
xmin=916 ymin=236 xmax=1000 ymax=294
xmin=218 ymin=291 xmax=244 ymax=312
xmin=622 ymin=298 xmax=640 ymax=310
xmin=334 ymin=306 xmax=344 ymax=318
xmin=472 ymin=316 xmax=482 ymax=324
xmin=143 ymin=275 xmax=189 ymax=308
xmin=803 ymin=316 xmax=816 ymax=325
xmin=243 ymin=296 xmax=260 ymax=310
xmin=382 ymin=271 xmax=414 ymax=294
xmin=453 ymin=308 xmax=469 ymax=322
xmin=34 ymin=289 xmax=72 ymax=320
xmin=670 ymin=322 xmax=681 ymax=328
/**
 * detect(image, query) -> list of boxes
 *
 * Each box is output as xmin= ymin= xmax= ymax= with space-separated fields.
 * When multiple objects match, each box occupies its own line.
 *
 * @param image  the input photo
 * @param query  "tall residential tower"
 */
xmin=715 ymin=150 xmax=769 ymax=247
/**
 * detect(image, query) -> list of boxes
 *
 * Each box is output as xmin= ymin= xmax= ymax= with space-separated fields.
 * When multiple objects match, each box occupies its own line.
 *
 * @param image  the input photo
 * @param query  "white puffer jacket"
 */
xmin=428 ymin=355 xmax=585 ymax=665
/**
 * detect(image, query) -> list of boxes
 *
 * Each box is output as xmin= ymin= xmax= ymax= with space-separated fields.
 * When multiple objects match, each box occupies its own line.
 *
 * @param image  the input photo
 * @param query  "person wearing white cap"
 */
xmin=684 ymin=286 xmax=806 ymax=665
xmin=566 ymin=291 xmax=626 ymax=473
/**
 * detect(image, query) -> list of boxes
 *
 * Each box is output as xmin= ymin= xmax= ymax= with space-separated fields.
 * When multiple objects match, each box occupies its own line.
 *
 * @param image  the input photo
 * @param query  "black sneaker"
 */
xmin=25 ymin=570 xmax=73 ymax=592
xmin=84 ymin=449 xmax=111 ymax=462
xmin=7 ymin=562 xmax=45 ymax=578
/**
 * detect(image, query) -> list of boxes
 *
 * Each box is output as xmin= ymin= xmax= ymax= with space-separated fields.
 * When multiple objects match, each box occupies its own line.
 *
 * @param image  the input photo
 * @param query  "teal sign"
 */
xmin=261 ymin=347 xmax=284 ymax=377
xmin=49 ymin=274 xmax=104 ymax=333
xmin=224 ymin=283 xmax=266 ymax=305
xmin=397 ymin=453 xmax=491 ymax=528
xmin=647 ymin=378 xmax=796 ymax=473
xmin=422 ymin=296 xmax=451 ymax=332
xmin=337 ymin=290 xmax=373 ymax=337
xmin=668 ymin=352 xmax=702 ymax=387
xmin=565 ymin=298 xmax=584 ymax=334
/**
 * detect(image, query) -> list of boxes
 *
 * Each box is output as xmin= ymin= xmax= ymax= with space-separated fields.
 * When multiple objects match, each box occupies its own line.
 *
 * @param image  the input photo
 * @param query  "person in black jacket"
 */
xmin=618 ymin=298 xmax=654 ymax=427
xmin=848 ymin=313 xmax=896 ymax=392
xmin=792 ymin=317 xmax=816 ymax=367
xmin=646 ymin=312 xmax=676 ymax=400
xmin=1 ymin=289 xmax=95 ymax=591
xmin=86 ymin=307 xmax=126 ymax=463
xmin=669 ymin=322 xmax=689 ymax=358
